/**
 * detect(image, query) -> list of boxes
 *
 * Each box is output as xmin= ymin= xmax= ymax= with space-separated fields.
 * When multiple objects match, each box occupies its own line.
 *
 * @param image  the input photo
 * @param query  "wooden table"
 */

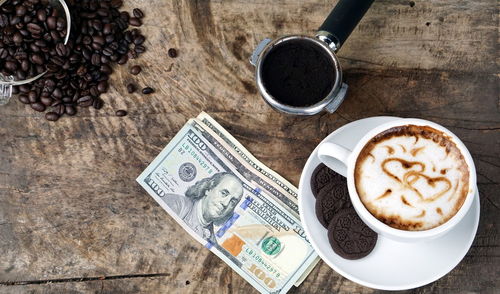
xmin=1 ymin=0 xmax=498 ymax=293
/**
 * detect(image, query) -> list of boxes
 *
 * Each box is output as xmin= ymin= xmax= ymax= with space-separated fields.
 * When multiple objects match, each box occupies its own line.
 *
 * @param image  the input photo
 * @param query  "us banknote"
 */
xmin=137 ymin=113 xmax=318 ymax=293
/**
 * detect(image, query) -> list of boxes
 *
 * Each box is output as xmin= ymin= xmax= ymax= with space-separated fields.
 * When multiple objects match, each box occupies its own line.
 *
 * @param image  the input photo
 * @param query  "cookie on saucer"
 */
xmin=327 ymin=208 xmax=378 ymax=260
xmin=310 ymin=163 xmax=343 ymax=198
xmin=315 ymin=181 xmax=351 ymax=228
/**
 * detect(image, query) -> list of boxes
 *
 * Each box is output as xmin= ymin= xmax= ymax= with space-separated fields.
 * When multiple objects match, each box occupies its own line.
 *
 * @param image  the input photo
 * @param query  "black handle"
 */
xmin=318 ymin=0 xmax=375 ymax=50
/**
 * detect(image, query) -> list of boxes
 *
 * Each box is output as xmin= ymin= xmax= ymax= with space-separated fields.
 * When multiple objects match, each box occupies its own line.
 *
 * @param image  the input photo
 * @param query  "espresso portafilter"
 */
xmin=250 ymin=0 xmax=375 ymax=115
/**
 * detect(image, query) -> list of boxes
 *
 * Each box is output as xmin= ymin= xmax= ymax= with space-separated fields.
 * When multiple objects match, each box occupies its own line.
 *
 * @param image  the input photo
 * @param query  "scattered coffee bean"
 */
xmin=127 ymin=83 xmax=137 ymax=93
xmin=45 ymin=112 xmax=60 ymax=121
xmin=116 ymin=109 xmax=127 ymax=116
xmin=142 ymin=87 xmax=155 ymax=95
xmin=142 ymin=87 xmax=154 ymax=94
xmin=168 ymin=48 xmax=178 ymax=58
xmin=133 ymin=8 xmax=144 ymax=19
xmin=133 ymin=35 xmax=145 ymax=45
xmin=134 ymin=45 xmax=146 ymax=53
xmin=130 ymin=65 xmax=142 ymax=75
xmin=129 ymin=17 xmax=142 ymax=26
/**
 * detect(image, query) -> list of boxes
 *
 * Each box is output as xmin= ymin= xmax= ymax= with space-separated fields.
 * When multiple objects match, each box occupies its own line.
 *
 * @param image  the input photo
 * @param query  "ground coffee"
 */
xmin=261 ymin=40 xmax=335 ymax=107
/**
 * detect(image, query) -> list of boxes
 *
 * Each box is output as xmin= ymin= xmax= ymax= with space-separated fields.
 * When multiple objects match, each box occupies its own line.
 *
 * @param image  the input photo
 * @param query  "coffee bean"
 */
xmin=77 ymin=96 xmax=93 ymax=107
xmin=116 ymin=109 xmax=127 ymax=116
xmin=55 ymin=43 xmax=67 ymax=56
xmin=134 ymin=45 xmax=146 ymax=53
xmin=168 ymin=48 xmax=178 ymax=58
xmin=52 ymin=88 xmax=63 ymax=99
xmin=31 ymin=102 xmax=46 ymax=112
xmin=45 ymin=112 xmax=60 ymax=121
xmin=5 ymin=61 xmax=17 ymax=72
xmin=92 ymin=35 xmax=105 ymax=46
xmin=130 ymin=65 xmax=141 ymax=75
xmin=16 ymin=70 xmax=27 ymax=80
xmin=91 ymin=53 xmax=101 ymax=66
xmin=65 ymin=105 xmax=76 ymax=116
xmin=111 ymin=0 xmax=124 ymax=9
xmin=18 ymin=95 xmax=30 ymax=104
xmin=37 ymin=9 xmax=47 ymax=21
xmin=97 ymin=81 xmax=109 ymax=93
xmin=102 ymin=47 xmax=114 ymax=56
xmin=93 ymin=98 xmax=104 ymax=109
xmin=117 ymin=54 xmax=128 ymax=65
xmin=126 ymin=83 xmax=136 ymax=93
xmin=142 ymin=87 xmax=154 ymax=94
xmin=41 ymin=96 xmax=53 ymax=106
xmin=31 ymin=53 xmax=44 ymax=65
xmin=90 ymin=86 xmax=100 ymax=97
xmin=56 ymin=104 xmax=65 ymax=115
xmin=133 ymin=35 xmax=145 ymax=45
xmin=56 ymin=17 xmax=66 ymax=31
xmin=129 ymin=17 xmax=142 ymax=26
xmin=97 ymin=8 xmax=109 ymax=17
xmin=120 ymin=11 xmax=130 ymax=22
xmin=47 ymin=16 xmax=57 ymax=30
xmin=100 ymin=64 xmax=113 ymax=75
xmin=28 ymin=91 xmax=38 ymax=103
xmin=19 ymin=85 xmax=30 ymax=93
xmin=13 ymin=32 xmax=23 ymax=44
xmin=133 ymin=8 xmax=144 ymax=19
xmin=26 ymin=23 xmax=42 ymax=35
xmin=103 ymin=23 xmax=114 ymax=35
xmin=128 ymin=50 xmax=138 ymax=59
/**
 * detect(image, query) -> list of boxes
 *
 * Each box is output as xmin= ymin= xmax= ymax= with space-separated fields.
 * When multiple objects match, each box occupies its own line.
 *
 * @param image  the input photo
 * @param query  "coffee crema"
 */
xmin=354 ymin=125 xmax=470 ymax=231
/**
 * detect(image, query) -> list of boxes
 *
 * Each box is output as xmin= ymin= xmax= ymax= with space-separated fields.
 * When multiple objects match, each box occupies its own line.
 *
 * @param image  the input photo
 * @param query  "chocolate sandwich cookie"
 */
xmin=315 ymin=181 xmax=351 ymax=228
xmin=310 ymin=163 xmax=344 ymax=197
xmin=327 ymin=208 xmax=378 ymax=260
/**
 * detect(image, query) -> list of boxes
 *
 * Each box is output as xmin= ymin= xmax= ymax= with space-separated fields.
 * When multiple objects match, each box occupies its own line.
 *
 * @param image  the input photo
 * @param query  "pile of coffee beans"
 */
xmin=1 ymin=0 xmax=149 ymax=121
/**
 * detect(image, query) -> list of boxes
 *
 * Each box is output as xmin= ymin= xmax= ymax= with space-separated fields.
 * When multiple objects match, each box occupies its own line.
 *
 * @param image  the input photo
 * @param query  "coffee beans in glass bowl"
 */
xmin=2 ymin=0 xmax=149 ymax=121
xmin=0 ymin=0 xmax=69 ymax=81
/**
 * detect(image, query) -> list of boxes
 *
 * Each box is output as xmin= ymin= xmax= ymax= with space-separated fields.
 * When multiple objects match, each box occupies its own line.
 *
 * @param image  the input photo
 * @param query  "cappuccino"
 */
xmin=354 ymin=125 xmax=470 ymax=231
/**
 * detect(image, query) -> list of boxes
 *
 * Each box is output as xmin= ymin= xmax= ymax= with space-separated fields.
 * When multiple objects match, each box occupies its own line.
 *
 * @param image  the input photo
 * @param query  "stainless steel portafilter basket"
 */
xmin=0 ymin=0 xmax=71 ymax=105
xmin=250 ymin=0 xmax=375 ymax=115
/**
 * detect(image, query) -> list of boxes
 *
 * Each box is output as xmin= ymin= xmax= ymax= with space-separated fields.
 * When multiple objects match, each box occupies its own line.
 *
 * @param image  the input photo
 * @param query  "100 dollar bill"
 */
xmin=136 ymin=113 xmax=317 ymax=293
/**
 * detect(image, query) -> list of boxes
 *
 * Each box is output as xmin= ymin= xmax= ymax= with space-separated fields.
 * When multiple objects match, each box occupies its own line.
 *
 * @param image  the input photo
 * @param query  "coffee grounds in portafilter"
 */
xmin=3 ymin=0 xmax=148 ymax=121
xmin=261 ymin=40 xmax=336 ymax=107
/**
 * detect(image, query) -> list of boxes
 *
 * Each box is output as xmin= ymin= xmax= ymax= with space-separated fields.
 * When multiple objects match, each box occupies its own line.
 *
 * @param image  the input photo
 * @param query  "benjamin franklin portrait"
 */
xmin=163 ymin=172 xmax=244 ymax=243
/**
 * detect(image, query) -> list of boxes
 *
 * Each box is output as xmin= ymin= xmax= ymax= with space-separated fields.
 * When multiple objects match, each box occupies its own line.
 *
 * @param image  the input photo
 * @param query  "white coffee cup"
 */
xmin=317 ymin=118 xmax=477 ymax=242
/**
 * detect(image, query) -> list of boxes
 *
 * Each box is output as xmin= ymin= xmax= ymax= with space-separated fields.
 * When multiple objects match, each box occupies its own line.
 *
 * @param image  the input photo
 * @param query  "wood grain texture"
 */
xmin=0 ymin=0 xmax=499 ymax=293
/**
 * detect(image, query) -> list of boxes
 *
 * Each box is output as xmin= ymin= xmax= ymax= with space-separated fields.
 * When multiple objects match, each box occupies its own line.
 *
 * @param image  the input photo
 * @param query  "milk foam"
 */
xmin=355 ymin=126 xmax=469 ymax=231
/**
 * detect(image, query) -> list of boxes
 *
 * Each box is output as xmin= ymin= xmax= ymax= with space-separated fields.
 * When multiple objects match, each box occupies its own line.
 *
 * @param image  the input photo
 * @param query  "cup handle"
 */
xmin=317 ymin=142 xmax=352 ymax=177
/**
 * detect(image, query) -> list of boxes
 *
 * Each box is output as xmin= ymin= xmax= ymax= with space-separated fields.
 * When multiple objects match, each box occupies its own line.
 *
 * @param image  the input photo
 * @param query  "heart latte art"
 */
xmin=355 ymin=125 xmax=470 ymax=231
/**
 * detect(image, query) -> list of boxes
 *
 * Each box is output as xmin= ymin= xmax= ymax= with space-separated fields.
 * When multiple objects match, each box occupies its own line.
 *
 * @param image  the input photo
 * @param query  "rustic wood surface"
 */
xmin=1 ymin=0 xmax=499 ymax=293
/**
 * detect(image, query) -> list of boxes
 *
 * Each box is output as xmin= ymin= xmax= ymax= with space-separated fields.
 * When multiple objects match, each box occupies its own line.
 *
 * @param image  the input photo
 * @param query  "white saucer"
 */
xmin=298 ymin=116 xmax=480 ymax=290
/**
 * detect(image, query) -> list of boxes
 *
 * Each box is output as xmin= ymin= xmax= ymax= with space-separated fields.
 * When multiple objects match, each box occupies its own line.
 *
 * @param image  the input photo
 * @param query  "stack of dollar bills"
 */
xmin=137 ymin=112 xmax=319 ymax=293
